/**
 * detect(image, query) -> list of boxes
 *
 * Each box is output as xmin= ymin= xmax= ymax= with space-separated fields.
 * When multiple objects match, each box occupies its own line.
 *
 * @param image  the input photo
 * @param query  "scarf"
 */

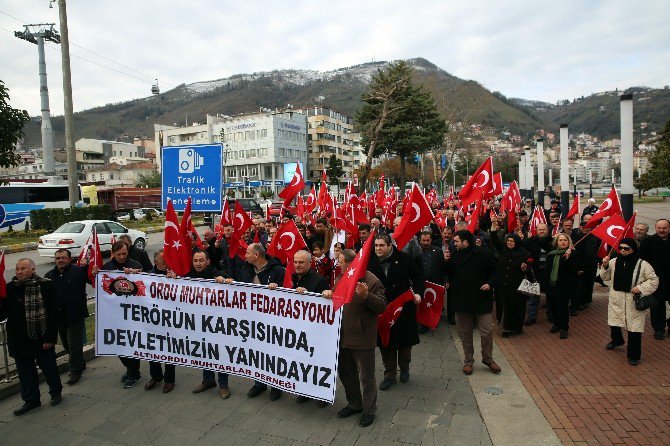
xmin=547 ymin=249 xmax=568 ymax=286
xmin=612 ymin=238 xmax=640 ymax=292
xmin=13 ymin=275 xmax=48 ymax=339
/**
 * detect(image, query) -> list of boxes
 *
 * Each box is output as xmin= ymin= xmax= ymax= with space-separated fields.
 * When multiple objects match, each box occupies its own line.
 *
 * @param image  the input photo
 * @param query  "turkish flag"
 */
xmin=349 ymin=195 xmax=370 ymax=224
xmin=88 ymin=227 xmax=104 ymax=283
xmin=528 ymin=205 xmax=547 ymax=237
xmin=332 ymin=230 xmax=375 ymax=311
xmin=591 ymin=214 xmax=628 ymax=246
xmin=76 ymin=234 xmax=93 ymax=267
xmin=416 ymin=281 xmax=445 ymax=329
xmin=466 ymin=196 xmax=483 ymax=234
xmin=459 ymin=157 xmax=494 ymax=206
xmin=501 ymin=181 xmax=520 ymax=213
xmin=278 ymin=162 xmax=305 ymax=206
xmin=179 ymin=197 xmax=194 ymax=254
xmin=565 ymin=194 xmax=580 ymax=221
xmin=232 ymin=200 xmax=253 ymax=236
xmin=317 ymin=170 xmax=328 ymax=210
xmin=220 ymin=197 xmax=232 ymax=227
xmin=597 ymin=241 xmax=610 ymax=259
xmin=283 ymin=257 xmax=295 ymax=288
xmin=305 ymin=185 xmax=317 ymax=213
xmin=267 ymin=220 xmax=307 ymax=263
xmin=296 ymin=195 xmax=305 ymax=219
xmin=164 ymin=200 xmax=191 ymax=276
xmin=377 ymin=289 xmax=415 ymax=348
xmin=0 ymin=251 xmax=7 ymax=299
xmin=393 ymin=184 xmax=434 ymax=250
xmin=586 ymin=187 xmax=621 ymax=228
xmin=489 ymin=172 xmax=503 ymax=198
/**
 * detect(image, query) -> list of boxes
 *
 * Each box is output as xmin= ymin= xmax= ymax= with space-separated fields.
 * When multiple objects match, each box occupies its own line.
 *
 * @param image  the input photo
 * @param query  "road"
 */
xmin=3 ymin=231 xmax=167 ymax=289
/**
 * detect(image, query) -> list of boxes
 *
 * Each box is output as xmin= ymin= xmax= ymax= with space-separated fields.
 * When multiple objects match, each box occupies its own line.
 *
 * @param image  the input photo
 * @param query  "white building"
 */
xmin=75 ymin=138 xmax=149 ymax=180
xmin=85 ymin=162 xmax=156 ymax=186
xmin=155 ymin=110 xmax=309 ymax=198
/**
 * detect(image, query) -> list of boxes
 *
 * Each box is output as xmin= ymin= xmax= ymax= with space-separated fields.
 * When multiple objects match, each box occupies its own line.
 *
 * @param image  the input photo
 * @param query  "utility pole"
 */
xmin=56 ymin=0 xmax=78 ymax=208
xmin=14 ymin=24 xmax=60 ymax=176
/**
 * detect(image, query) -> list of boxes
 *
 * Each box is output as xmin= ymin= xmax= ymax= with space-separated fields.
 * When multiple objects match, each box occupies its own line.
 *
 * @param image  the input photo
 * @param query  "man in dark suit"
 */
xmin=446 ymin=230 xmax=499 ymax=376
xmin=367 ymin=233 xmax=425 ymax=391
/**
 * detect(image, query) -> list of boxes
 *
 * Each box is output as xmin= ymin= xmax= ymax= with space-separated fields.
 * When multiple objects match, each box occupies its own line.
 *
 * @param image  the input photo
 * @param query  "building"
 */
xmin=84 ymin=161 xmax=156 ymax=187
xmin=75 ymin=138 xmax=148 ymax=180
xmin=155 ymin=110 xmax=308 ymax=198
xmin=633 ymin=155 xmax=650 ymax=175
xmin=297 ymin=106 xmax=364 ymax=184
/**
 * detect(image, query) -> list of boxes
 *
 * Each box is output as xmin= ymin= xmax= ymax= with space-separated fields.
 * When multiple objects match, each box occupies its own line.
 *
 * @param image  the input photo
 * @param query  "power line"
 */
xmin=1 ymin=7 xmax=160 ymax=85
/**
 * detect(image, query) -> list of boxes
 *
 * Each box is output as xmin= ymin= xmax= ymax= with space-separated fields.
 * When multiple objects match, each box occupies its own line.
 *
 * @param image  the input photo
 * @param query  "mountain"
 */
xmin=20 ymin=58 xmax=543 ymax=147
xmin=20 ymin=59 xmax=670 ymax=148
xmin=532 ymin=87 xmax=670 ymax=141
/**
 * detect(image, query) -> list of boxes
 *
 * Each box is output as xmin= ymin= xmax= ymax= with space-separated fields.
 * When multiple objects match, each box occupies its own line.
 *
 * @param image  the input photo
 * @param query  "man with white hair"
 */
xmin=581 ymin=198 xmax=599 ymax=219
xmin=634 ymin=222 xmax=650 ymax=247
xmin=1 ymin=258 xmax=62 ymax=415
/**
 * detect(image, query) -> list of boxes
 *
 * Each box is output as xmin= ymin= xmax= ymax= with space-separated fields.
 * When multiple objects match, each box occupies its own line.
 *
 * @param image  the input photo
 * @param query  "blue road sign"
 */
xmin=161 ymin=144 xmax=223 ymax=212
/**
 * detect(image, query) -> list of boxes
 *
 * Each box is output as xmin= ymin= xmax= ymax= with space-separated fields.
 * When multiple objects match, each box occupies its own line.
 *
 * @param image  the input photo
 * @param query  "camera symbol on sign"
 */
xmin=178 ymin=149 xmax=205 ymax=174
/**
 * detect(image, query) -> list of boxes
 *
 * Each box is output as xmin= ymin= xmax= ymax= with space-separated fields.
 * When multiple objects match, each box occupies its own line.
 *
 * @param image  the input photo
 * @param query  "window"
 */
xmin=240 ymin=168 xmax=247 ymax=177
xmin=247 ymin=149 xmax=257 ymax=158
xmin=245 ymin=131 xmax=254 ymax=140
xmin=94 ymin=223 xmax=111 ymax=234
xmin=235 ymin=132 xmax=243 ymax=141
xmin=260 ymin=129 xmax=268 ymax=138
xmin=110 ymin=173 xmax=114 ymax=180
xmin=113 ymin=151 xmax=116 ymax=156
xmin=106 ymin=222 xmax=127 ymax=234
xmin=264 ymin=166 xmax=272 ymax=177
xmin=249 ymin=167 xmax=258 ymax=177
xmin=278 ymin=148 xmax=285 ymax=156
xmin=228 ymin=168 xmax=236 ymax=178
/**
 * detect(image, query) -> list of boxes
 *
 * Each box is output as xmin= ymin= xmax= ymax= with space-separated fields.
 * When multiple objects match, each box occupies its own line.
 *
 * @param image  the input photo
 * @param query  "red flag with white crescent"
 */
xmin=88 ymin=226 xmax=103 ymax=283
xmin=267 ymin=220 xmax=307 ymax=263
xmin=164 ymin=199 xmax=191 ymax=276
xmin=278 ymin=162 xmax=305 ymax=206
xmin=586 ymin=187 xmax=621 ymax=228
xmin=565 ymin=194 xmax=580 ymax=222
xmin=332 ymin=231 xmax=375 ymax=311
xmin=458 ymin=157 xmax=494 ymax=206
xmin=377 ymin=289 xmax=415 ymax=348
xmin=393 ymin=184 xmax=434 ymax=250
xmin=591 ymin=214 xmax=628 ymax=247
xmin=416 ymin=281 xmax=445 ymax=329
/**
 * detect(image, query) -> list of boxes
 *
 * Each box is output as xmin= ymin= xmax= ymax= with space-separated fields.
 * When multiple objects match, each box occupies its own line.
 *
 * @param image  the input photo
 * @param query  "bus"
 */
xmin=0 ymin=180 xmax=82 ymax=232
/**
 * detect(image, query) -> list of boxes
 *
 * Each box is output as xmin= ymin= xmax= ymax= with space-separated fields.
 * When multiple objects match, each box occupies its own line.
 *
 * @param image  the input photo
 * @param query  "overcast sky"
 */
xmin=1 ymin=1 xmax=668 ymax=116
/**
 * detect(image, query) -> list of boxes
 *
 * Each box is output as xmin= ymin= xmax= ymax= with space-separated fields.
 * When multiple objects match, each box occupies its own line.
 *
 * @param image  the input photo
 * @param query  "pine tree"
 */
xmin=326 ymin=154 xmax=345 ymax=187
xmin=355 ymin=61 xmax=447 ymax=195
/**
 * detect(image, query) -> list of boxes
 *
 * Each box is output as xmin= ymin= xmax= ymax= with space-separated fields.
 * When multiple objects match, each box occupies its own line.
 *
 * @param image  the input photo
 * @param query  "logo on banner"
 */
xmin=101 ymin=274 xmax=146 ymax=296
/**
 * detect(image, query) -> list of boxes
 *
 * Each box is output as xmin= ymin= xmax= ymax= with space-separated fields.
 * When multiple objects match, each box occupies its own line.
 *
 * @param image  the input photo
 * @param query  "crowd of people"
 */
xmin=1 ymin=198 xmax=668 ymax=428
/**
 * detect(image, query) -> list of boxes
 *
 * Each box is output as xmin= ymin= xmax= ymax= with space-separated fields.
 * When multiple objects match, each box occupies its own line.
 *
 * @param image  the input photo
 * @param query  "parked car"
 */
xmin=235 ymin=198 xmax=265 ymax=217
xmin=134 ymin=207 xmax=163 ymax=220
xmin=267 ymin=201 xmax=296 ymax=218
xmin=113 ymin=211 xmax=131 ymax=222
xmin=37 ymin=220 xmax=147 ymax=257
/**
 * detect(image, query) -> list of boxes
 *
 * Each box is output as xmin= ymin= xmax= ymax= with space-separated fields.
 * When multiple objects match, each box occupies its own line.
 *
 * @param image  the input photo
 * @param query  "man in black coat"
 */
xmin=95 ymin=241 xmax=144 ymax=388
xmin=1 ymin=258 xmax=63 ymax=415
xmin=119 ymin=234 xmax=153 ymax=272
xmin=368 ymin=233 xmax=425 ymax=391
xmin=231 ymin=243 xmax=286 ymax=401
xmin=414 ymin=231 xmax=446 ymax=333
xmin=446 ymin=230 xmax=500 ymax=376
xmin=640 ymin=218 xmax=670 ymax=339
xmin=44 ymin=248 xmax=90 ymax=385
xmin=572 ymin=216 xmax=600 ymax=313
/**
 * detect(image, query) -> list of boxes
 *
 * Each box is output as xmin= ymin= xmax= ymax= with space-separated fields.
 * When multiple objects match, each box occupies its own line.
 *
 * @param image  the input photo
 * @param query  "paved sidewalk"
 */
xmin=0 ymin=319 xmax=491 ymax=445
xmin=497 ymin=287 xmax=670 ymax=445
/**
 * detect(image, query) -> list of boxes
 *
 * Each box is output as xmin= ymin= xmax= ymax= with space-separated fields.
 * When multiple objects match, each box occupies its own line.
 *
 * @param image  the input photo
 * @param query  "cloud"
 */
xmin=1 ymin=0 xmax=668 ymax=116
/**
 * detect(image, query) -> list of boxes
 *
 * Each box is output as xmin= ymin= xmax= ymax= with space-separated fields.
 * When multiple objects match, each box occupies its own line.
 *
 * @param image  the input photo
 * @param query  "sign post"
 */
xmin=161 ymin=144 xmax=223 ymax=212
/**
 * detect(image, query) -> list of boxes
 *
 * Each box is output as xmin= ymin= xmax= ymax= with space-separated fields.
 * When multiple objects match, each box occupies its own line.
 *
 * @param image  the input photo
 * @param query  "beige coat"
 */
xmin=600 ymin=259 xmax=659 ymax=332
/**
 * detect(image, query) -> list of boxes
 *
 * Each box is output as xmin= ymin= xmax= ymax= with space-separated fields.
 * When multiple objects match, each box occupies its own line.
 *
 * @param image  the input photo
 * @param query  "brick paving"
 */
xmin=496 ymin=286 xmax=670 ymax=445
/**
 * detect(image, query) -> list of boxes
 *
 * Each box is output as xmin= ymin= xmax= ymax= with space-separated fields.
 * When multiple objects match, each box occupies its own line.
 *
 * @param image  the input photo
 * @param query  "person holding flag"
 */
xmin=95 ymin=241 xmax=144 ymax=388
xmin=600 ymin=238 xmax=658 ymax=365
xmin=45 ymin=248 xmax=92 ymax=385
xmin=367 ymin=233 xmax=425 ymax=390
xmin=572 ymin=214 xmax=601 ymax=313
xmin=323 ymin=248 xmax=387 ymax=427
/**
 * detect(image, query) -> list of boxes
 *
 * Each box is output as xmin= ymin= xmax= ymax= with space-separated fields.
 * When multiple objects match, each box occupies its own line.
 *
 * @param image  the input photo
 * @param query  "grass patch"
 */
xmin=0 ymin=230 xmax=48 ymax=246
xmin=124 ymin=218 xmax=203 ymax=232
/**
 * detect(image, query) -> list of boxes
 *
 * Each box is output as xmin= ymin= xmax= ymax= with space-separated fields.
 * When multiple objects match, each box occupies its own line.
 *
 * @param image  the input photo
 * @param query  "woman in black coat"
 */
xmin=495 ymin=233 xmax=531 ymax=337
xmin=546 ymin=233 xmax=578 ymax=339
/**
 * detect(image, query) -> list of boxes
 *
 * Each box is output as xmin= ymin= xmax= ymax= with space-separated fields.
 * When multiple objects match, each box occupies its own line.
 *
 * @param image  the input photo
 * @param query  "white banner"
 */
xmin=95 ymin=272 xmax=342 ymax=402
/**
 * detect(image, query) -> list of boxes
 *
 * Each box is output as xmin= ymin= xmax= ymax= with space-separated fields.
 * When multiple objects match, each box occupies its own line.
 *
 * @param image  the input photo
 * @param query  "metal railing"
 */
xmin=0 ymin=319 xmax=11 ymax=382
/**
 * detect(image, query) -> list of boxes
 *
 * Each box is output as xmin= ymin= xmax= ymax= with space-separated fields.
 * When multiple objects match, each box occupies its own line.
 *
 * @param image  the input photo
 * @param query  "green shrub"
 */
xmin=29 ymin=205 xmax=113 ymax=231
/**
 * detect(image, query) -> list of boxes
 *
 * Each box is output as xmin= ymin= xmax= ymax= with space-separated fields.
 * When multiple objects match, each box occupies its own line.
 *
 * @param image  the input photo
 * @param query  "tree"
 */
xmin=0 ymin=81 xmax=30 ymax=169
xmin=326 ymin=154 xmax=345 ymax=186
xmin=356 ymin=60 xmax=447 ymax=195
xmin=639 ymin=118 xmax=670 ymax=189
xmin=135 ymin=168 xmax=161 ymax=188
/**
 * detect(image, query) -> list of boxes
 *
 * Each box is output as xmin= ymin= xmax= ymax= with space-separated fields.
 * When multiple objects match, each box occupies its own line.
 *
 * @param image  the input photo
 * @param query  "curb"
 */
xmin=0 ymin=344 xmax=98 ymax=402
xmin=0 ymin=226 xmax=166 ymax=254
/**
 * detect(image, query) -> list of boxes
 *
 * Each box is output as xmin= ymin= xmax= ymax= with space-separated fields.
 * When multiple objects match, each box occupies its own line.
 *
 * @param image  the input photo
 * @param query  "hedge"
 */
xmin=30 ymin=205 xmax=113 ymax=231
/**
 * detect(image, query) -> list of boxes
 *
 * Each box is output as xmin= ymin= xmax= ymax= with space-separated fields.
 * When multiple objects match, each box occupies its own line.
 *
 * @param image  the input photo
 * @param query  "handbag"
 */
xmin=631 ymin=260 xmax=657 ymax=311
xmin=517 ymin=268 xmax=540 ymax=297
